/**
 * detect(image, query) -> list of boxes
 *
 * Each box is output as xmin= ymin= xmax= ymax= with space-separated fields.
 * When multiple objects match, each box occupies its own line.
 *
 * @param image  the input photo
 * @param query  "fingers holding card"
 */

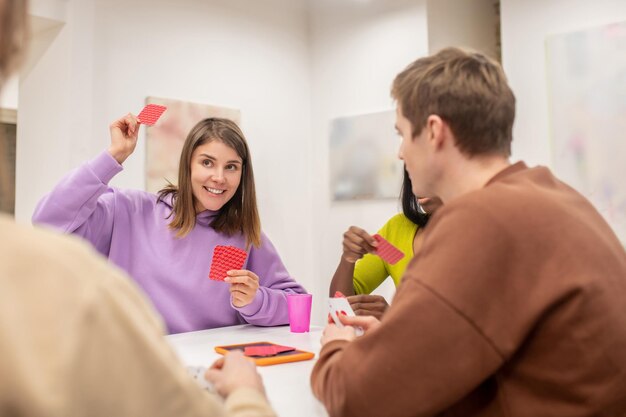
xmin=209 ymin=245 xmax=248 ymax=281
xmin=327 ymin=297 xmax=364 ymax=336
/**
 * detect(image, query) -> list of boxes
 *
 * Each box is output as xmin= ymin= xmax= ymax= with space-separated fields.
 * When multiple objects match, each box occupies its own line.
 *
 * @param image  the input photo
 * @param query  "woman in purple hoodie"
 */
xmin=33 ymin=113 xmax=306 ymax=334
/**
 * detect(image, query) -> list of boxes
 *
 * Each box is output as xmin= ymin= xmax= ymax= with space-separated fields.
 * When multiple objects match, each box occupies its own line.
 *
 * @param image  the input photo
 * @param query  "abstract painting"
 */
xmin=329 ymin=110 xmax=403 ymax=201
xmin=546 ymin=21 xmax=626 ymax=244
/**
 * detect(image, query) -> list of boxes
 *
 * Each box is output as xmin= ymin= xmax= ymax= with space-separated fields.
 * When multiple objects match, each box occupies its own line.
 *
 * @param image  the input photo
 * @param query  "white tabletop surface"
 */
xmin=167 ymin=324 xmax=329 ymax=417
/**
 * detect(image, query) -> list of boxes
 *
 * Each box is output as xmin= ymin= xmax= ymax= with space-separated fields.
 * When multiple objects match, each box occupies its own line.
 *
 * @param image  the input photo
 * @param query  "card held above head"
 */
xmin=137 ymin=104 xmax=167 ymax=126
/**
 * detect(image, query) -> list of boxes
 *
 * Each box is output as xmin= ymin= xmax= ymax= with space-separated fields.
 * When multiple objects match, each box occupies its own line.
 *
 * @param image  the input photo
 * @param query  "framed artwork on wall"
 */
xmin=0 ymin=108 xmax=17 ymax=215
xmin=144 ymin=96 xmax=241 ymax=193
xmin=546 ymin=21 xmax=626 ymax=243
xmin=329 ymin=110 xmax=403 ymax=201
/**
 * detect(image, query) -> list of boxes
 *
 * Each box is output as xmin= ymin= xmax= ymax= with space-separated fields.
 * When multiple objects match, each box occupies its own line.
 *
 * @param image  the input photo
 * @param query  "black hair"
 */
xmin=401 ymin=169 xmax=430 ymax=228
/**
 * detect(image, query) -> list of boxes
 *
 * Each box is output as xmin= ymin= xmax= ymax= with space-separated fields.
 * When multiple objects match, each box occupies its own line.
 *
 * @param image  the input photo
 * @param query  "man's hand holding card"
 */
xmin=321 ymin=311 xmax=381 ymax=346
xmin=323 ymin=296 xmax=380 ymax=346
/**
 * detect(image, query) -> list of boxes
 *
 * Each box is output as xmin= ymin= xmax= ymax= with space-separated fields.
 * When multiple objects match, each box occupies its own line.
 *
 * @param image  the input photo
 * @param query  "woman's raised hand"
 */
xmin=108 ymin=113 xmax=140 ymax=164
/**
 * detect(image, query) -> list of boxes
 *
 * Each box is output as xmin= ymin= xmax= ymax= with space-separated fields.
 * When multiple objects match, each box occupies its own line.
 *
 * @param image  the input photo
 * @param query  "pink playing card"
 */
xmin=373 ymin=234 xmax=405 ymax=265
xmin=209 ymin=245 xmax=248 ymax=281
xmin=137 ymin=104 xmax=167 ymax=126
xmin=244 ymin=345 xmax=295 ymax=357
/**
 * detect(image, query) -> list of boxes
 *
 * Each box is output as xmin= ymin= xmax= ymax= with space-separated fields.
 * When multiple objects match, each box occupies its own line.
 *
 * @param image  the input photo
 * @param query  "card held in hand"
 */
xmin=209 ymin=245 xmax=248 ymax=281
xmin=137 ymin=104 xmax=167 ymax=126
xmin=373 ymin=233 xmax=405 ymax=265
xmin=327 ymin=297 xmax=364 ymax=336
xmin=327 ymin=297 xmax=356 ymax=328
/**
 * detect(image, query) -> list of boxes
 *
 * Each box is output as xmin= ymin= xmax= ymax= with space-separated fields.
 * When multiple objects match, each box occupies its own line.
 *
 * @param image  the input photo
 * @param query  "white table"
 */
xmin=167 ymin=324 xmax=329 ymax=417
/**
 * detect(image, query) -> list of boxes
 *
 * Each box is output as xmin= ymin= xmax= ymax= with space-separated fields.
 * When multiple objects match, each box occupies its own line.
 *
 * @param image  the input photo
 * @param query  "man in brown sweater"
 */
xmin=311 ymin=47 xmax=626 ymax=416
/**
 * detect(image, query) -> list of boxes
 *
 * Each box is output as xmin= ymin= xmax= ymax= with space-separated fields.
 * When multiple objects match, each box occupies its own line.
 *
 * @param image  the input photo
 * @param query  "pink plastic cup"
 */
xmin=286 ymin=293 xmax=312 ymax=333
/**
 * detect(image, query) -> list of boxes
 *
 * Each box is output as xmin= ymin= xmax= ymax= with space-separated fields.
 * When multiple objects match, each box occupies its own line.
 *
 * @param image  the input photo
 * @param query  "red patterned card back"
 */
xmin=137 ymin=104 xmax=167 ymax=126
xmin=209 ymin=245 xmax=248 ymax=281
xmin=244 ymin=345 xmax=296 ymax=357
xmin=373 ymin=234 xmax=405 ymax=265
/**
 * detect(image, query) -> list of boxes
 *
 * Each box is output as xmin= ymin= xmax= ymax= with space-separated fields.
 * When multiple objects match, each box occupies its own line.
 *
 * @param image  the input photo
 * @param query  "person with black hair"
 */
xmin=329 ymin=170 xmax=442 ymax=319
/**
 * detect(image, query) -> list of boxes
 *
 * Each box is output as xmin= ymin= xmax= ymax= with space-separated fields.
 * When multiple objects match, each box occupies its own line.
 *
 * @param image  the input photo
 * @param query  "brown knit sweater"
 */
xmin=312 ymin=162 xmax=626 ymax=417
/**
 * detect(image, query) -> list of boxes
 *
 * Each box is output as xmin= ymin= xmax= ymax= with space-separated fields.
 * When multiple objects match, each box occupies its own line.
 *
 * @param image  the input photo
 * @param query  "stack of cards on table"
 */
xmin=137 ymin=104 xmax=167 ymax=126
xmin=209 ymin=245 xmax=248 ymax=281
xmin=215 ymin=342 xmax=314 ymax=365
xmin=244 ymin=344 xmax=296 ymax=357
xmin=373 ymin=233 xmax=404 ymax=264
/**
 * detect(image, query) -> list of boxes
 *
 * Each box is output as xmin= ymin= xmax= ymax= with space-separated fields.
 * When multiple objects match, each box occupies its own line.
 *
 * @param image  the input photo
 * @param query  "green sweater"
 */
xmin=353 ymin=213 xmax=418 ymax=294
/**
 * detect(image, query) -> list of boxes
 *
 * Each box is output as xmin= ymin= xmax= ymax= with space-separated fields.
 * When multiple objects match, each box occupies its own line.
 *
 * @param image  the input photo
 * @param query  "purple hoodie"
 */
xmin=32 ymin=151 xmax=306 ymax=334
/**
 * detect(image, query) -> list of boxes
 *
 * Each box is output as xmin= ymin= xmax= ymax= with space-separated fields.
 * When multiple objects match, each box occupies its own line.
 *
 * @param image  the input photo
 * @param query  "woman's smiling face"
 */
xmin=190 ymin=140 xmax=243 ymax=213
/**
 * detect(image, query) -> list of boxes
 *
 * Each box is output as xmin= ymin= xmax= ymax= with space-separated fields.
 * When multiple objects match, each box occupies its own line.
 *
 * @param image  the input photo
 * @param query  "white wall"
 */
xmin=17 ymin=0 xmax=316 ymax=311
xmin=0 ymin=75 xmax=18 ymax=110
xmin=500 ymin=0 xmax=626 ymax=166
xmin=427 ymin=0 xmax=499 ymax=59
xmin=16 ymin=1 xmax=69 ymax=223
xmin=309 ymin=0 xmax=429 ymax=322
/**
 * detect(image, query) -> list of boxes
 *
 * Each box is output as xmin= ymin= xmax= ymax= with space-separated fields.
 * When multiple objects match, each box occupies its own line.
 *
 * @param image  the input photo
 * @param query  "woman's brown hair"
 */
xmin=157 ymin=118 xmax=261 ymax=248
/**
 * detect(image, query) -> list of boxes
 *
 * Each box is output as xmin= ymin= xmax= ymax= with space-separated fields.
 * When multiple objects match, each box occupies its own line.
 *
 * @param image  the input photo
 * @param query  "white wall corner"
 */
xmin=29 ymin=0 xmax=68 ymax=23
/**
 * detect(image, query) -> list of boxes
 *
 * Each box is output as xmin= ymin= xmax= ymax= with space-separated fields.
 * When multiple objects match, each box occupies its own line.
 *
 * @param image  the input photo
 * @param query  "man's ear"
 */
xmin=426 ymin=115 xmax=445 ymax=150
